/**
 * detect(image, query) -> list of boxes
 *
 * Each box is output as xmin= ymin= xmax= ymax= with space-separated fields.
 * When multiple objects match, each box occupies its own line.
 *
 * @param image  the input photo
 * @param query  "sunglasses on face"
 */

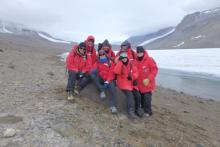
xmin=137 ymin=51 xmax=144 ymax=53
xmin=79 ymin=47 xmax=86 ymax=50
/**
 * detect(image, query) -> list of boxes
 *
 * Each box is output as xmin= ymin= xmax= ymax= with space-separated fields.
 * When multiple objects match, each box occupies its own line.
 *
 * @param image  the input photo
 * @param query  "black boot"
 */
xmin=128 ymin=111 xmax=138 ymax=120
xmin=135 ymin=108 xmax=144 ymax=118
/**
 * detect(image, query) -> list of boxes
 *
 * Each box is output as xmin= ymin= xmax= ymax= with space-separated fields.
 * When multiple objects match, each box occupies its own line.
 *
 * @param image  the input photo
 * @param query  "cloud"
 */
xmin=0 ymin=0 xmax=220 ymax=42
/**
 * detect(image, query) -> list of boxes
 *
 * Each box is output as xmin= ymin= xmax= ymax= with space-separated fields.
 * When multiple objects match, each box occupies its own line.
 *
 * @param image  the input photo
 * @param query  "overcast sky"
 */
xmin=1 ymin=0 xmax=220 ymax=42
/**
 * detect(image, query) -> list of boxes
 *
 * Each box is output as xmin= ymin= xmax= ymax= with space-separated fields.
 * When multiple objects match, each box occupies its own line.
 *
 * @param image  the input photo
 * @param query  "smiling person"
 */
xmin=65 ymin=42 xmax=92 ymax=101
xmin=101 ymin=39 xmax=116 ymax=61
xmin=114 ymin=52 xmax=139 ymax=120
xmin=115 ymin=40 xmax=136 ymax=63
xmin=86 ymin=36 xmax=107 ymax=99
xmin=94 ymin=49 xmax=118 ymax=114
xmin=135 ymin=46 xmax=158 ymax=117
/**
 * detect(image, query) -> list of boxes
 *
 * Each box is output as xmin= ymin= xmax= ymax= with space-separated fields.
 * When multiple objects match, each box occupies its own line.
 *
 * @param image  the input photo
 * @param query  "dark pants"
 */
xmin=140 ymin=92 xmax=152 ymax=114
xmin=90 ymin=69 xmax=104 ymax=92
xmin=132 ymin=89 xmax=142 ymax=111
xmin=122 ymin=90 xmax=134 ymax=114
xmin=106 ymin=81 xmax=117 ymax=107
xmin=66 ymin=70 xmax=91 ymax=92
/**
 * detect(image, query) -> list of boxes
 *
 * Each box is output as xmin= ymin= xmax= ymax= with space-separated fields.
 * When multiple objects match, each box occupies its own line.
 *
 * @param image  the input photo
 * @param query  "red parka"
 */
xmin=106 ymin=49 xmax=116 ymax=61
xmin=66 ymin=45 xmax=92 ymax=73
xmin=96 ymin=59 xmax=115 ymax=82
xmin=114 ymin=60 xmax=139 ymax=91
xmin=136 ymin=51 xmax=158 ymax=93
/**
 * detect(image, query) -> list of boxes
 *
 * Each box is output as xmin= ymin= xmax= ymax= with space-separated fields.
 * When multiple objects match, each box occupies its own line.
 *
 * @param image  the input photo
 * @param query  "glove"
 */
xmin=143 ymin=78 xmax=150 ymax=86
xmin=133 ymin=80 xmax=138 ymax=86
xmin=127 ymin=75 xmax=132 ymax=81
xmin=78 ymin=72 xmax=85 ymax=78
xmin=103 ymin=81 xmax=109 ymax=89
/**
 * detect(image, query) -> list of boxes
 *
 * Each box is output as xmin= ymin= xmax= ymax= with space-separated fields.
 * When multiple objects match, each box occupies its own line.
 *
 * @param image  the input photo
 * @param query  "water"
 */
xmin=157 ymin=68 xmax=220 ymax=101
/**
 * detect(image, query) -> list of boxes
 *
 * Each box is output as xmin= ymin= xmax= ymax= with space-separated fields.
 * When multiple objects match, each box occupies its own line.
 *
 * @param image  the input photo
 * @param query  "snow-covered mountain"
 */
xmin=0 ymin=20 xmax=71 ymax=44
xmin=142 ymin=7 xmax=220 ymax=49
xmin=127 ymin=27 xmax=175 ymax=46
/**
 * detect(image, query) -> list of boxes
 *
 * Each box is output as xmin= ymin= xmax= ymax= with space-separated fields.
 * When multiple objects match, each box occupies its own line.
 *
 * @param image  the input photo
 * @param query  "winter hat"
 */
xmin=120 ymin=52 xmax=128 ymax=58
xmin=121 ymin=40 xmax=131 ymax=48
xmin=136 ymin=46 xmax=145 ymax=52
xmin=102 ymin=39 xmax=111 ymax=47
xmin=79 ymin=42 xmax=86 ymax=49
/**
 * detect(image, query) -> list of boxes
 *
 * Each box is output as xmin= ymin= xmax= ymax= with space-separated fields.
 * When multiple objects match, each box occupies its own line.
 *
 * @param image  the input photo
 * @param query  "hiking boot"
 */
xmin=99 ymin=91 xmax=106 ymax=99
xmin=135 ymin=108 xmax=144 ymax=118
xmin=128 ymin=112 xmax=138 ymax=120
xmin=144 ymin=112 xmax=153 ymax=117
xmin=67 ymin=91 xmax=74 ymax=101
xmin=110 ymin=106 xmax=118 ymax=114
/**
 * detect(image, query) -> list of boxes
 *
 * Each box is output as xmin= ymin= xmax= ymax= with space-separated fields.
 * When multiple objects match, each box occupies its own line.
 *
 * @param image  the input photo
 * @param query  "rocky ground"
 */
xmin=0 ymin=36 xmax=220 ymax=147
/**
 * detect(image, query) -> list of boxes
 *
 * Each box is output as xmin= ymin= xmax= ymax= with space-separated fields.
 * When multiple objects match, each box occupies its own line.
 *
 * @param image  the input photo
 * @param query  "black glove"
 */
xmin=127 ymin=75 xmax=132 ymax=81
xmin=133 ymin=80 xmax=138 ymax=86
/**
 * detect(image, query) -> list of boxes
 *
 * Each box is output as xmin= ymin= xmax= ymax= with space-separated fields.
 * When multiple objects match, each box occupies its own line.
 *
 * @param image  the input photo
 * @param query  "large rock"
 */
xmin=3 ymin=128 xmax=16 ymax=137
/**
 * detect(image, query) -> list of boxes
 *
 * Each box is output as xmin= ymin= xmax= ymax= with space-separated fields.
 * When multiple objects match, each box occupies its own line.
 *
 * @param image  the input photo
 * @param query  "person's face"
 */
xmin=103 ymin=46 xmax=110 ymax=52
xmin=121 ymin=57 xmax=128 ymax=63
xmin=99 ymin=53 xmax=106 ymax=59
xmin=137 ymin=51 xmax=144 ymax=57
xmin=79 ymin=47 xmax=86 ymax=54
xmin=88 ymin=39 xmax=94 ymax=47
xmin=121 ymin=45 xmax=128 ymax=51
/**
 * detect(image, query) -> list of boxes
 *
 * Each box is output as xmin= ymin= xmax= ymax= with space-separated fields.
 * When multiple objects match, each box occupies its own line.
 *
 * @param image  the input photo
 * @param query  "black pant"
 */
xmin=107 ymin=81 xmax=117 ymax=107
xmin=122 ymin=90 xmax=134 ymax=114
xmin=140 ymin=92 xmax=152 ymax=114
xmin=132 ymin=89 xmax=142 ymax=111
xmin=66 ymin=70 xmax=91 ymax=91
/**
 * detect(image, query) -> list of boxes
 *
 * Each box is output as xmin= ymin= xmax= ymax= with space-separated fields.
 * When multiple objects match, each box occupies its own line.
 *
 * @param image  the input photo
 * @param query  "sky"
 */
xmin=1 ymin=0 xmax=220 ymax=42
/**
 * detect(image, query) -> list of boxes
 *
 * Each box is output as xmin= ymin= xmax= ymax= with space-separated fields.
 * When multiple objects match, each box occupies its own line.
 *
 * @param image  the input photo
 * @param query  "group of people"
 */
xmin=65 ymin=35 xmax=158 ymax=120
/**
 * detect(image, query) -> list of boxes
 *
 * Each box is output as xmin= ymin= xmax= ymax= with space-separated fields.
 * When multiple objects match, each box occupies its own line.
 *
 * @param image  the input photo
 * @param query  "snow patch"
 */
xmin=59 ymin=52 xmax=69 ymax=62
xmin=148 ymin=48 xmax=220 ymax=78
xmin=38 ymin=33 xmax=70 ymax=44
xmin=203 ymin=8 xmax=220 ymax=14
xmin=173 ymin=42 xmax=184 ymax=48
xmin=0 ymin=23 xmax=13 ymax=34
xmin=191 ymin=35 xmax=205 ymax=40
xmin=139 ymin=28 xmax=175 ymax=46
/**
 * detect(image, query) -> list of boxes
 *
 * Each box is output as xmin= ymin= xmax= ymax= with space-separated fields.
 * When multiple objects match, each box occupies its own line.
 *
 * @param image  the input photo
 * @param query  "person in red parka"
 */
xmin=94 ymin=49 xmax=118 ymax=114
xmin=85 ymin=35 xmax=97 ymax=65
xmin=115 ymin=40 xmax=136 ymax=63
xmin=114 ymin=52 xmax=140 ymax=120
xmin=135 ymin=46 xmax=158 ymax=116
xmin=66 ymin=42 xmax=92 ymax=100
xmin=85 ymin=35 xmax=107 ymax=99
xmin=101 ymin=39 xmax=116 ymax=61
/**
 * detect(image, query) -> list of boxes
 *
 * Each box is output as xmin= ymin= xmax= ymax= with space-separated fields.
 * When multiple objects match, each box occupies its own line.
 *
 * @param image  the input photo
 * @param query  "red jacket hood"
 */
xmin=86 ymin=35 xmax=95 ymax=42
xmin=70 ymin=44 xmax=78 ymax=54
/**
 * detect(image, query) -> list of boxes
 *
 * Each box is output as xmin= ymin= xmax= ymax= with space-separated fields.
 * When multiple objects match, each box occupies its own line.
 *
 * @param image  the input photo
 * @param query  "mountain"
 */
xmin=127 ymin=27 xmax=175 ymax=46
xmin=0 ymin=20 xmax=71 ymax=44
xmin=143 ymin=7 xmax=220 ymax=49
